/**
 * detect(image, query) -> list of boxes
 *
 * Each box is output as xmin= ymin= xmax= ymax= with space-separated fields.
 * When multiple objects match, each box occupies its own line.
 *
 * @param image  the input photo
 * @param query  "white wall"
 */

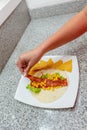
xmin=0 ymin=0 xmax=22 ymax=26
xmin=26 ymin=0 xmax=76 ymax=9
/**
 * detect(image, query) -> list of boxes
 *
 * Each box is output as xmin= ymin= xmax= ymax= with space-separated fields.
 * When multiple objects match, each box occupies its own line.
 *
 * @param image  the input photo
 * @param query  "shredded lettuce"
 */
xmin=55 ymin=72 xmax=60 ymax=76
xmin=26 ymin=84 xmax=41 ymax=93
xmin=41 ymin=72 xmax=65 ymax=80
xmin=60 ymin=76 xmax=65 ymax=80
xmin=55 ymin=72 xmax=65 ymax=80
xmin=41 ymin=73 xmax=48 ymax=78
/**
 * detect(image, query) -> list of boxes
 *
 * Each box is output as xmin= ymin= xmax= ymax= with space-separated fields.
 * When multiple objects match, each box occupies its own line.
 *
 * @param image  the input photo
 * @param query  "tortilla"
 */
xmin=30 ymin=69 xmax=68 ymax=103
xmin=32 ymin=87 xmax=67 ymax=103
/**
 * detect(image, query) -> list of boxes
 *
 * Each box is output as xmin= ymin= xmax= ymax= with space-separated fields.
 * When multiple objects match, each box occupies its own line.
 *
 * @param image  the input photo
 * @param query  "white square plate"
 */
xmin=14 ymin=55 xmax=79 ymax=109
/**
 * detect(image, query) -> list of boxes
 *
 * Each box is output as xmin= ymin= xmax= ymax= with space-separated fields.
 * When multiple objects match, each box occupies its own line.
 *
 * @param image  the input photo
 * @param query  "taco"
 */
xmin=26 ymin=69 xmax=68 ymax=103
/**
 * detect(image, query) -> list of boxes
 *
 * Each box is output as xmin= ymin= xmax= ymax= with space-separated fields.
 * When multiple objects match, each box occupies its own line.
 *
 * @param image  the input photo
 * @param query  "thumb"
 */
xmin=24 ymin=63 xmax=31 ymax=76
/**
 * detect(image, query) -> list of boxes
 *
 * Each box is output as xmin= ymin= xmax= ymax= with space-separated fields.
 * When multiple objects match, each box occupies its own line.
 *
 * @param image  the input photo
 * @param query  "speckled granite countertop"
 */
xmin=0 ymin=13 xmax=87 ymax=130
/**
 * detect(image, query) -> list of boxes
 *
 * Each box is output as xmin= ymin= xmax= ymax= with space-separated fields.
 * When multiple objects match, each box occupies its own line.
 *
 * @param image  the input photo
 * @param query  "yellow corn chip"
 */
xmin=53 ymin=60 xmax=63 ymax=69
xmin=58 ymin=59 xmax=72 ymax=72
xmin=28 ymin=58 xmax=72 ymax=75
xmin=46 ymin=59 xmax=54 ymax=68
xmin=29 ymin=58 xmax=54 ymax=75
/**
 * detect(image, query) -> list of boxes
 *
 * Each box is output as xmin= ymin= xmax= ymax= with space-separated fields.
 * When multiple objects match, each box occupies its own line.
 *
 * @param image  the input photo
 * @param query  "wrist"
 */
xmin=35 ymin=43 xmax=47 ymax=56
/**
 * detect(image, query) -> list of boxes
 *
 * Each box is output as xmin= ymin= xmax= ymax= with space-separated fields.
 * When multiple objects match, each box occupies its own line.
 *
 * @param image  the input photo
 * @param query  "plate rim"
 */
xmin=14 ymin=55 xmax=79 ymax=109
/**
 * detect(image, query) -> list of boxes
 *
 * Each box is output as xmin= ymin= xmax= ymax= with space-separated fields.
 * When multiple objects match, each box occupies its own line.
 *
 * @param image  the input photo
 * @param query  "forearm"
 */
xmin=36 ymin=6 xmax=87 ymax=55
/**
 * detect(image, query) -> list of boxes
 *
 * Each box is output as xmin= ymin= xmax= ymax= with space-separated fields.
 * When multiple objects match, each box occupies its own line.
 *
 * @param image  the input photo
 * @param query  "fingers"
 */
xmin=16 ymin=59 xmax=27 ymax=74
xmin=16 ymin=50 xmax=39 ymax=75
xmin=16 ymin=57 xmax=31 ymax=76
xmin=24 ymin=63 xmax=31 ymax=76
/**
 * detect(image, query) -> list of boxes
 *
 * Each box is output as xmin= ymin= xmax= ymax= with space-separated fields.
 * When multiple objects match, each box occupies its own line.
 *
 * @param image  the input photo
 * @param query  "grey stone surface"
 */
xmin=29 ymin=0 xmax=87 ymax=19
xmin=0 ymin=13 xmax=87 ymax=130
xmin=0 ymin=0 xmax=31 ymax=73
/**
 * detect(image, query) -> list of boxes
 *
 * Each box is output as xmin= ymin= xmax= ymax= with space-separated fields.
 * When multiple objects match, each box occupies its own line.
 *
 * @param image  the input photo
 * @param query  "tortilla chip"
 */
xmin=29 ymin=58 xmax=72 ymax=75
xmin=29 ymin=58 xmax=54 ymax=75
xmin=53 ymin=60 xmax=63 ymax=69
xmin=58 ymin=59 xmax=72 ymax=72
xmin=45 ymin=58 xmax=54 ymax=68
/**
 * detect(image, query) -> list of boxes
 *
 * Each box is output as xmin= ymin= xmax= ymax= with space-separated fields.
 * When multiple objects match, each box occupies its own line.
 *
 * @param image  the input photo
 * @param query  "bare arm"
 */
xmin=36 ymin=6 xmax=87 ymax=55
xmin=17 ymin=6 xmax=87 ymax=75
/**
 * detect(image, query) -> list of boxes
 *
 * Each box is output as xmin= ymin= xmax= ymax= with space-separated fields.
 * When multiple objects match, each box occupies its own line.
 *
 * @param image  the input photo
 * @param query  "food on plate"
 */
xmin=58 ymin=59 xmax=72 ymax=72
xmin=52 ymin=60 xmax=63 ymax=69
xmin=27 ymin=72 xmax=67 ymax=89
xmin=29 ymin=58 xmax=72 ymax=75
xmin=29 ymin=59 xmax=54 ymax=75
xmin=26 ymin=58 xmax=72 ymax=103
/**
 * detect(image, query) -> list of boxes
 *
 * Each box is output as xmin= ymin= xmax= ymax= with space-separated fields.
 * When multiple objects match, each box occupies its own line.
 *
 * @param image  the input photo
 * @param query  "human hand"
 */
xmin=16 ymin=48 xmax=43 ymax=75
